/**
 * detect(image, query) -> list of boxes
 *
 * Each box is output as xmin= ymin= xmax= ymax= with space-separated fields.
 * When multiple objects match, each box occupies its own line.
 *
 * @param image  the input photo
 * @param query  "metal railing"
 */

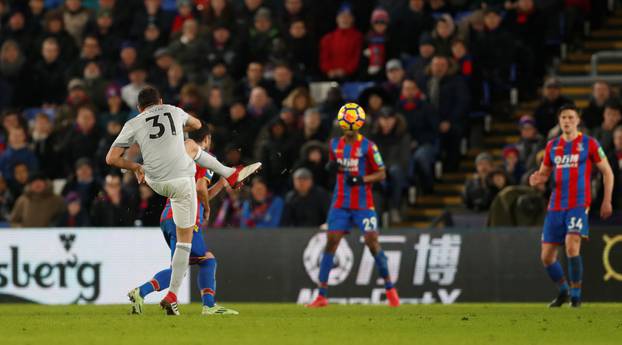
xmin=591 ymin=50 xmax=622 ymax=76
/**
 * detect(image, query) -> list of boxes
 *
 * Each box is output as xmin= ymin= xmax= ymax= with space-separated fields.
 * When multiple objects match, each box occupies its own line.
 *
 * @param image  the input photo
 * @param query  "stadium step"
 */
xmin=558 ymin=63 xmax=622 ymax=74
xmin=416 ymin=195 xmax=462 ymax=208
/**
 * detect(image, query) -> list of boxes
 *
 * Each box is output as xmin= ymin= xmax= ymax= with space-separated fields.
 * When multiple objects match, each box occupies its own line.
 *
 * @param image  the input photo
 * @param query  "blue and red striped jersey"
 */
xmin=543 ymin=133 xmax=605 ymax=211
xmin=160 ymin=165 xmax=214 ymax=224
xmin=329 ymin=134 xmax=384 ymax=210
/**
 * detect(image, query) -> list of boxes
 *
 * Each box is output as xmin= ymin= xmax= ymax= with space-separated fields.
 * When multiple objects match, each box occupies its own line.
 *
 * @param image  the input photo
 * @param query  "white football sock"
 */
xmin=169 ymin=242 xmax=192 ymax=296
xmin=193 ymin=150 xmax=235 ymax=177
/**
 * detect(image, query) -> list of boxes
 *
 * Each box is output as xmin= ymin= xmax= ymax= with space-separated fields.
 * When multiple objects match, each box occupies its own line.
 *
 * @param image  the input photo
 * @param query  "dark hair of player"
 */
xmin=137 ymin=86 xmax=161 ymax=110
xmin=188 ymin=121 xmax=211 ymax=142
xmin=557 ymin=103 xmax=580 ymax=117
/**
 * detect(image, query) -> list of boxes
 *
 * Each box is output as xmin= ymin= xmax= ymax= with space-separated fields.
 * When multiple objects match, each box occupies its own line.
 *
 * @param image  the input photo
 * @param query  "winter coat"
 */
xmin=319 ymin=28 xmax=363 ymax=77
xmin=10 ymin=185 xmax=65 ymax=227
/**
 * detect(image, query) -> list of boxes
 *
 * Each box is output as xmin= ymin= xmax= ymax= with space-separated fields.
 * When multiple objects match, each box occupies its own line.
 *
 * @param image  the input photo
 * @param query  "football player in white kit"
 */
xmin=106 ymin=86 xmax=260 ymax=315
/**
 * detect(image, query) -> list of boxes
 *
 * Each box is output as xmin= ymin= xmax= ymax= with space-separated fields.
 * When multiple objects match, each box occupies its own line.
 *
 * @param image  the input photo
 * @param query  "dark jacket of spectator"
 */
xmin=30 ymin=58 xmax=67 ymax=105
xmin=390 ymin=1 xmax=433 ymax=58
xmin=397 ymin=95 xmax=439 ymax=146
xmin=0 ymin=144 xmax=39 ymax=182
xmin=90 ymin=193 xmax=135 ymax=227
xmin=418 ymin=73 xmax=470 ymax=131
xmin=370 ymin=113 xmax=411 ymax=171
xmin=281 ymin=185 xmax=330 ymax=227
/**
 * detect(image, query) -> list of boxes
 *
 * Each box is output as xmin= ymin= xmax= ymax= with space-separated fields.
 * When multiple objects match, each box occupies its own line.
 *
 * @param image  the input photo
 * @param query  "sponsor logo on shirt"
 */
xmin=554 ymin=154 xmax=580 ymax=168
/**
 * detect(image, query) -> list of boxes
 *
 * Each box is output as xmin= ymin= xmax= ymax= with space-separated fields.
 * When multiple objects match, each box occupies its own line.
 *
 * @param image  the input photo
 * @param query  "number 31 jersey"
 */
xmin=112 ymin=104 xmax=196 ymax=182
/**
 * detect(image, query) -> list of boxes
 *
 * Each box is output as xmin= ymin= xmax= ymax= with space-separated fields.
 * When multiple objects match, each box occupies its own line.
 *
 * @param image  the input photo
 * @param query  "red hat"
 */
xmin=503 ymin=145 xmax=519 ymax=158
xmin=371 ymin=8 xmax=389 ymax=24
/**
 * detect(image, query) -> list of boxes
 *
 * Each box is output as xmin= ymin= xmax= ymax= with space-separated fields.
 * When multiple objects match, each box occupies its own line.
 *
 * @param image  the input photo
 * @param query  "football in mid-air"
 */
xmin=337 ymin=103 xmax=366 ymax=131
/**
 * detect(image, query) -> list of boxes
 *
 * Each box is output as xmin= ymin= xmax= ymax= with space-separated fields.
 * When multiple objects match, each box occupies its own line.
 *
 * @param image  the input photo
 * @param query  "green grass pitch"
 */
xmin=1 ymin=303 xmax=620 ymax=345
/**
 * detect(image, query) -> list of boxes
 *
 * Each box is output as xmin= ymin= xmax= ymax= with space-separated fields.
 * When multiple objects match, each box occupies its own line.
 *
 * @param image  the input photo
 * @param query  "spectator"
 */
xmin=82 ymin=61 xmax=108 ymax=110
xmin=205 ymin=24 xmax=240 ymax=78
xmin=247 ymin=86 xmax=277 ymax=127
xmin=55 ymin=191 xmax=91 ymax=227
xmin=463 ymin=152 xmax=494 ymax=211
xmin=370 ymin=107 xmax=411 ymax=223
xmin=293 ymin=140 xmax=330 ymax=190
xmin=471 ymin=7 xmax=516 ymax=102
xmin=130 ymin=0 xmax=173 ymax=40
xmin=0 ymin=40 xmax=27 ymax=106
xmin=95 ymin=119 xmax=122 ymax=175
xmin=391 ymin=0 xmax=433 ymax=59
xmin=533 ymin=77 xmax=573 ymax=136
xmin=257 ymin=118 xmax=297 ymax=194
xmin=247 ymin=8 xmax=279 ymax=63
xmin=0 ymin=127 xmax=38 ymax=182
xmin=0 ymin=175 xmax=14 ymax=224
xmin=178 ymin=83 xmax=206 ymax=115
xmin=61 ymin=105 xmax=100 ymax=173
xmin=141 ymin=24 xmax=165 ymax=69
xmin=204 ymin=60 xmax=235 ymax=104
xmin=241 ymin=176 xmax=284 ymax=228
xmin=406 ymin=34 xmax=435 ymax=81
xmin=149 ymin=48 xmax=174 ymax=89
xmin=171 ymin=0 xmax=195 ymax=34
xmin=30 ymin=38 xmax=66 ymax=106
xmin=266 ymin=63 xmax=302 ymax=107
xmin=66 ymin=35 xmax=102 ymax=81
xmin=219 ymin=99 xmax=257 ymax=160
xmin=135 ymin=184 xmax=165 ymax=226
xmin=91 ymin=9 xmax=121 ymax=62
xmin=281 ymin=167 xmax=330 ymax=227
xmin=114 ymin=42 xmax=139 ymax=85
xmin=591 ymin=100 xmax=622 ymax=153
xmin=90 ymin=173 xmax=135 ymax=227
xmin=502 ymin=145 xmax=522 ymax=184
xmin=8 ymin=162 xmax=29 ymax=198
xmin=204 ymin=86 xmax=227 ymax=123
xmin=167 ymin=18 xmax=205 ymax=83
xmin=319 ymin=4 xmax=363 ymax=80
xmin=396 ymin=79 xmax=438 ymax=193
xmin=382 ymin=59 xmax=405 ymax=104
xmin=285 ymin=19 xmax=316 ymax=77
xmin=504 ymin=0 xmax=546 ymax=82
xmin=162 ymin=62 xmax=185 ymax=105
xmin=486 ymin=167 xmax=510 ymax=202
xmin=282 ymin=87 xmax=314 ymax=119
xmin=451 ymin=38 xmax=473 ymax=80
xmin=514 ymin=115 xmax=544 ymax=172
xmin=236 ymin=0 xmax=267 ymax=28
xmin=121 ymin=65 xmax=148 ymax=110
xmin=279 ymin=0 xmax=312 ymax=32
xmin=62 ymin=0 xmax=92 ymax=46
xmin=361 ymin=7 xmax=391 ymax=80
xmin=55 ymin=79 xmax=91 ymax=131
xmin=431 ymin=14 xmax=456 ymax=57
xmin=61 ymin=158 xmax=101 ymax=211
xmin=582 ymin=81 xmax=612 ymax=130
xmin=212 ymin=186 xmax=244 ymax=228
xmin=2 ymin=10 xmax=32 ymax=51
xmin=419 ymin=55 xmax=470 ymax=172
xmin=100 ymin=84 xmax=128 ymax=128
xmin=200 ymin=0 xmax=236 ymax=30
xmin=234 ymin=61 xmax=266 ymax=100
xmin=10 ymin=173 xmax=65 ymax=227
xmin=30 ymin=113 xmax=61 ymax=179
xmin=301 ymin=108 xmax=329 ymax=143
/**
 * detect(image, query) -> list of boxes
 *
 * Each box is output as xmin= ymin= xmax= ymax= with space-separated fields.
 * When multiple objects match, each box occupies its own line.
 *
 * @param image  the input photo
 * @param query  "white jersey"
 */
xmin=111 ymin=104 xmax=196 ymax=182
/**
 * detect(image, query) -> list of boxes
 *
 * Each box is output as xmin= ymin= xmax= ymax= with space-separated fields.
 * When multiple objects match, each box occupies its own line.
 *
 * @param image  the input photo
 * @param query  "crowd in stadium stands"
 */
xmin=0 ymin=0 xmax=613 ymax=228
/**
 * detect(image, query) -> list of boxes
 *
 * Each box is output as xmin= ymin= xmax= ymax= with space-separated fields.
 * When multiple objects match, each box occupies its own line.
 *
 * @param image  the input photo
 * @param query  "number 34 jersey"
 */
xmin=111 ymin=104 xmax=196 ymax=183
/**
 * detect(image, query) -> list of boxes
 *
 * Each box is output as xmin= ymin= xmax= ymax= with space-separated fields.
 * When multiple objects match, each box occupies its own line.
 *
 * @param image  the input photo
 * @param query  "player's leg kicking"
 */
xmin=184 ymin=139 xmax=261 ymax=188
xmin=307 ymin=208 xmax=399 ymax=308
xmin=129 ymin=219 xmax=238 ymax=315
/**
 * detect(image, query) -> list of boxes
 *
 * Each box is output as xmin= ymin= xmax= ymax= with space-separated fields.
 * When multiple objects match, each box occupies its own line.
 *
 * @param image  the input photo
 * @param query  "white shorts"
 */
xmin=146 ymin=176 xmax=197 ymax=229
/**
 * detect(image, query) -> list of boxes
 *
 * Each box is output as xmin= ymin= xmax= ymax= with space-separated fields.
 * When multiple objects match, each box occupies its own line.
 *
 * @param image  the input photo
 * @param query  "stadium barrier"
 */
xmin=1 ymin=228 xmax=621 ymax=304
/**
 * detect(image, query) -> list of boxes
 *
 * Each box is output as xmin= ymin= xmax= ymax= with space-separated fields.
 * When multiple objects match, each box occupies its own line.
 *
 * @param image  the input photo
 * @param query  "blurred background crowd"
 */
xmin=0 ymin=0 xmax=618 ymax=229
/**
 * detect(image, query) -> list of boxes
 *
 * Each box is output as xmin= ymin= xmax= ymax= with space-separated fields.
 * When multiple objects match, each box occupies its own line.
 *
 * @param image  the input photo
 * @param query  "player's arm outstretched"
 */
xmin=595 ymin=158 xmax=614 ymax=219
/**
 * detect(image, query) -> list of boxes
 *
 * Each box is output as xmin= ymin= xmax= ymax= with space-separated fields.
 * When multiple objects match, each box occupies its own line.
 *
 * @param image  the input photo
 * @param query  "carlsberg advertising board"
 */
xmin=0 ymin=229 xmax=190 ymax=305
